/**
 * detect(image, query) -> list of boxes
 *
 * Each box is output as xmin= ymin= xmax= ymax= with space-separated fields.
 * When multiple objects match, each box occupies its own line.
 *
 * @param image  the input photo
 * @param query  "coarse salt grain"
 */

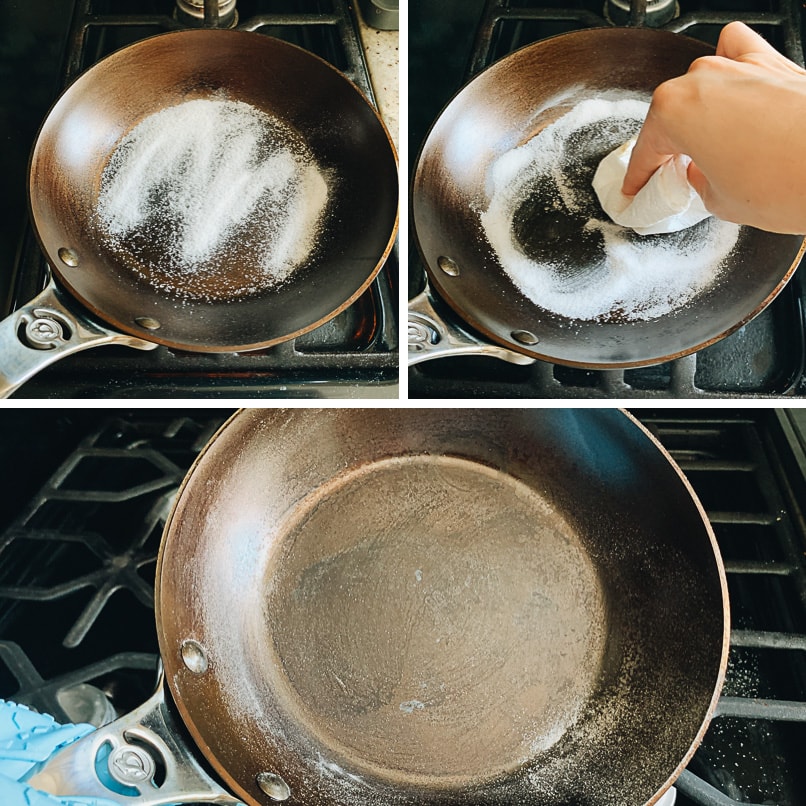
xmin=479 ymin=97 xmax=741 ymax=322
xmin=96 ymin=97 xmax=330 ymax=300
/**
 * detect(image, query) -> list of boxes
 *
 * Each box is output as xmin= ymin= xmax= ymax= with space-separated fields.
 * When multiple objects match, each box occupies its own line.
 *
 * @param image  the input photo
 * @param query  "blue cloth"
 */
xmin=0 ymin=700 xmax=118 ymax=806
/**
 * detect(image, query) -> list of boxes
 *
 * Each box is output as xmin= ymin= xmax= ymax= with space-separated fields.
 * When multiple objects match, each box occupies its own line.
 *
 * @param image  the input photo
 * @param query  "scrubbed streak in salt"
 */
xmin=480 ymin=98 xmax=741 ymax=322
xmin=97 ymin=98 xmax=328 ymax=297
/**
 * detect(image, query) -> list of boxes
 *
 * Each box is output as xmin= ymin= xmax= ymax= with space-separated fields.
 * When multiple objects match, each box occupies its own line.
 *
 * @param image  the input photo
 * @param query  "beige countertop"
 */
xmin=356 ymin=11 xmax=399 ymax=152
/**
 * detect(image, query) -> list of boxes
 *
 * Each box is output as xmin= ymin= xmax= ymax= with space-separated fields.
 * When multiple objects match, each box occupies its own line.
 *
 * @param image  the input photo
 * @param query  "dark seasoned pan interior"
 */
xmin=413 ymin=28 xmax=803 ymax=367
xmin=158 ymin=409 xmax=728 ymax=806
xmin=30 ymin=30 xmax=398 ymax=351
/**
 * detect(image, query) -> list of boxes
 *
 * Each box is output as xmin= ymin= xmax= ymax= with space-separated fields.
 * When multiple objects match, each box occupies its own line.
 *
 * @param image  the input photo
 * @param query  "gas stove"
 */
xmin=0 ymin=409 xmax=804 ymax=805
xmin=409 ymin=0 xmax=806 ymax=399
xmin=0 ymin=0 xmax=398 ymax=399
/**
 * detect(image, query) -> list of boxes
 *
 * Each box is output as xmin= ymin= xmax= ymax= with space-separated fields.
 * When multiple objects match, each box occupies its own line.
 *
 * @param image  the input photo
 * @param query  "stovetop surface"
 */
xmin=0 ymin=409 xmax=804 ymax=806
xmin=409 ymin=0 xmax=806 ymax=399
xmin=0 ymin=0 xmax=399 ymax=399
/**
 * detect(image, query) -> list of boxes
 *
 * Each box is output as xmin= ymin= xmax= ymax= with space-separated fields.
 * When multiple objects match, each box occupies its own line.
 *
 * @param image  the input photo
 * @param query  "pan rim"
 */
xmin=410 ymin=26 xmax=805 ymax=370
xmin=620 ymin=410 xmax=730 ymax=805
xmin=28 ymin=28 xmax=399 ymax=354
xmin=156 ymin=408 xmax=730 ymax=806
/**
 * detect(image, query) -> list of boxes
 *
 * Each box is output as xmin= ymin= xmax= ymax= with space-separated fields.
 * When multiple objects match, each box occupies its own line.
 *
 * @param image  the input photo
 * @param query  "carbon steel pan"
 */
xmin=412 ymin=28 xmax=804 ymax=368
xmin=29 ymin=29 xmax=398 ymax=352
xmin=157 ymin=408 xmax=729 ymax=806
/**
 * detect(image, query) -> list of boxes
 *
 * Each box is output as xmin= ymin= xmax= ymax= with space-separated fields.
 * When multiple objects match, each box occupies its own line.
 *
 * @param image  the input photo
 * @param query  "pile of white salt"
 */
xmin=96 ymin=98 xmax=329 ymax=298
xmin=480 ymin=97 xmax=741 ymax=322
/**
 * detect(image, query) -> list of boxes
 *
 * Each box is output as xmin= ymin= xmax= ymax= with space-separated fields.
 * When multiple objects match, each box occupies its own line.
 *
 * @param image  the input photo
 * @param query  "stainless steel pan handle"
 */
xmin=407 ymin=278 xmax=537 ymax=366
xmin=0 ymin=276 xmax=157 ymax=398
xmin=25 ymin=682 xmax=243 ymax=806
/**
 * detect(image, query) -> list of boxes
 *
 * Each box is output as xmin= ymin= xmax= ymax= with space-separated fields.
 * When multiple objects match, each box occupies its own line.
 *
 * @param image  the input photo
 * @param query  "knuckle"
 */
xmin=688 ymin=55 xmax=720 ymax=74
xmin=649 ymin=79 xmax=674 ymax=106
xmin=735 ymin=52 xmax=768 ymax=68
xmin=720 ymin=20 xmax=748 ymax=44
xmin=648 ymin=78 xmax=681 ymax=114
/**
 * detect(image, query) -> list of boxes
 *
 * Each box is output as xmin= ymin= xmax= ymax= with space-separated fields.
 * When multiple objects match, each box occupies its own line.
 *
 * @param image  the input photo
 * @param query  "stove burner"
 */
xmin=605 ymin=0 xmax=679 ymax=27
xmin=0 ymin=640 xmax=158 ymax=727
xmin=175 ymin=0 xmax=238 ymax=28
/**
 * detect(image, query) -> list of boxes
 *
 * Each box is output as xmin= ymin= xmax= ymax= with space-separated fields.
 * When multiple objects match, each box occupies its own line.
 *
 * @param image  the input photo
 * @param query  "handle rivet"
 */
xmin=256 ymin=771 xmax=291 ymax=801
xmin=437 ymin=256 xmax=460 ymax=276
xmin=134 ymin=316 xmax=161 ymax=331
xmin=180 ymin=639 xmax=208 ymax=674
xmin=511 ymin=329 xmax=539 ymax=346
xmin=57 ymin=247 xmax=80 ymax=267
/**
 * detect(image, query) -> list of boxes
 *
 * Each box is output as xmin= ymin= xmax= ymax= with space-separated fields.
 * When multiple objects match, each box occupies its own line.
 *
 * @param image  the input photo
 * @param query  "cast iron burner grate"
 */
xmin=0 ymin=413 xmax=230 ymax=727
xmin=408 ymin=0 xmax=806 ymax=398
xmin=3 ymin=0 xmax=397 ymax=398
xmin=638 ymin=411 xmax=806 ymax=805
xmin=1 ymin=410 xmax=805 ymax=804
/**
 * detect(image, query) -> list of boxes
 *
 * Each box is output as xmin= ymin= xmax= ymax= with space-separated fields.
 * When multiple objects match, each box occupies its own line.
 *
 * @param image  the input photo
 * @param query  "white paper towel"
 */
xmin=593 ymin=137 xmax=711 ymax=235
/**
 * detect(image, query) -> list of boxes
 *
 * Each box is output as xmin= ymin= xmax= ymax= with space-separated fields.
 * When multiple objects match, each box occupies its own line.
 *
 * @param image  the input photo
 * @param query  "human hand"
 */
xmin=0 ymin=699 xmax=117 ymax=806
xmin=622 ymin=21 xmax=806 ymax=234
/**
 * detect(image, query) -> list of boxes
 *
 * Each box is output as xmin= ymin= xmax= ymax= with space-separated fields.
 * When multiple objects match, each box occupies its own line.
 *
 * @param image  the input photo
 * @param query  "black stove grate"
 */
xmin=0 ymin=641 xmax=158 ymax=730
xmin=4 ymin=0 xmax=398 ymax=399
xmin=62 ymin=0 xmax=376 ymax=101
xmin=638 ymin=411 xmax=806 ymax=805
xmin=0 ymin=410 xmax=804 ymax=804
xmin=469 ymin=0 xmax=804 ymax=70
xmin=0 ymin=413 xmax=231 ymax=726
xmin=409 ymin=0 xmax=806 ymax=399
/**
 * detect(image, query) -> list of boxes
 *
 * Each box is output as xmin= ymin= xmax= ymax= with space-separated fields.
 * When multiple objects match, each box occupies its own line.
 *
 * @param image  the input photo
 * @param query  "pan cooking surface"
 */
xmin=483 ymin=95 xmax=741 ymax=322
xmin=30 ymin=29 xmax=398 ymax=352
xmin=157 ymin=409 xmax=728 ymax=806
xmin=266 ymin=454 xmax=607 ymax=783
xmin=413 ymin=28 xmax=804 ymax=367
xmin=95 ymin=97 xmax=331 ymax=302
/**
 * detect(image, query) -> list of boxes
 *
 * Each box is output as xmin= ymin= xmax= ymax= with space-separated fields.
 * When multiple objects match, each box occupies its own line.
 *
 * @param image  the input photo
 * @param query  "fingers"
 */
xmin=716 ymin=21 xmax=780 ymax=60
xmin=622 ymin=21 xmax=792 ymax=199
xmin=621 ymin=129 xmax=672 ymax=197
xmin=686 ymin=161 xmax=710 ymax=207
xmin=620 ymin=92 xmax=677 ymax=196
xmin=622 ymin=22 xmax=775 ymax=197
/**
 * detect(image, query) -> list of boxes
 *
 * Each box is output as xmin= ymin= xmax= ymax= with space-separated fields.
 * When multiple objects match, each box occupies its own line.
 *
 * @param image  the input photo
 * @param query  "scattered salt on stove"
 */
xmin=96 ymin=98 xmax=329 ymax=299
xmin=479 ymin=97 xmax=741 ymax=322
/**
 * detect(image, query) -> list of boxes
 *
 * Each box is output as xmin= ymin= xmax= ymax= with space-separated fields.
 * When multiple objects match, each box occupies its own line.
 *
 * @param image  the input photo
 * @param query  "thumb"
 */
xmin=687 ymin=160 xmax=712 ymax=208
